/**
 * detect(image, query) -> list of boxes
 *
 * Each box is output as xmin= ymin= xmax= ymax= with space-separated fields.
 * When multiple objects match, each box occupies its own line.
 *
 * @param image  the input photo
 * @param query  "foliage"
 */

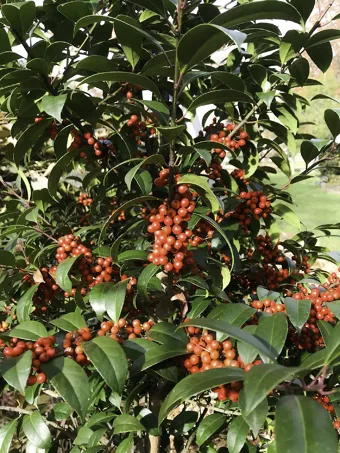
xmin=0 ymin=1 xmax=340 ymax=452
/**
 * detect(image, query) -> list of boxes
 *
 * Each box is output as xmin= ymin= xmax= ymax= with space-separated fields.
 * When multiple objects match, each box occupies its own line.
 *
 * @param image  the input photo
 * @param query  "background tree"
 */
xmin=0 ymin=1 xmax=340 ymax=453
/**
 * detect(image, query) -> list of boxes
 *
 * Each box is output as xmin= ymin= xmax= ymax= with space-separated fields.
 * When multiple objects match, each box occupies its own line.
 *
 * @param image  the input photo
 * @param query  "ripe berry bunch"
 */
xmin=226 ymin=191 xmax=272 ymax=231
xmin=122 ymin=83 xmax=143 ymax=99
xmin=231 ymin=168 xmax=249 ymax=186
xmin=292 ymin=254 xmax=311 ymax=274
xmin=213 ymin=382 xmax=243 ymax=402
xmin=154 ymin=168 xmax=169 ymax=188
xmin=208 ymin=123 xmax=249 ymax=155
xmin=32 ymin=267 xmax=60 ymax=313
xmin=126 ymin=114 xmax=156 ymax=144
xmin=63 ymin=328 xmax=92 ymax=365
xmin=207 ymin=158 xmax=223 ymax=181
xmin=97 ymin=318 xmax=154 ymax=343
xmin=110 ymin=209 xmax=126 ymax=225
xmin=78 ymin=193 xmax=93 ymax=207
xmin=147 ymin=184 xmax=197 ymax=273
xmin=2 ymin=335 xmax=58 ymax=385
xmin=313 ymin=394 xmax=335 ymax=415
xmin=56 ymin=234 xmax=93 ymax=263
xmin=251 ymin=298 xmax=286 ymax=314
xmin=89 ymin=256 xmax=119 ymax=286
xmin=83 ymin=131 xmax=105 ymax=158
xmin=255 ymin=234 xmax=284 ymax=265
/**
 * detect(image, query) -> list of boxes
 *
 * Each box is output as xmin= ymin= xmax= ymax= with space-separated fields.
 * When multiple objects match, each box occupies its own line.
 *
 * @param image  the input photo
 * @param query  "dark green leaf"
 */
xmin=212 ymin=1 xmax=301 ymax=27
xmin=239 ymin=389 xmax=268 ymax=437
xmin=227 ymin=416 xmax=248 ymax=453
xmin=14 ymin=120 xmax=51 ymax=166
xmin=137 ymin=264 xmax=160 ymax=301
xmin=188 ymin=89 xmax=253 ymax=111
xmin=16 ymin=284 xmax=39 ymax=324
xmin=307 ymin=42 xmax=333 ymax=73
xmin=56 ymin=255 xmax=80 ymax=294
xmin=125 ymin=155 xmax=165 ymax=190
xmin=307 ymin=30 xmax=340 ymax=48
xmin=255 ymin=313 xmax=288 ymax=362
xmin=53 ymin=403 xmax=72 ymax=421
xmin=289 ymin=0 xmax=315 ymax=22
xmin=118 ymin=250 xmax=148 ymax=262
xmin=177 ymin=174 xmax=219 ymax=213
xmin=285 ymin=298 xmax=311 ymax=334
xmin=159 ymin=368 xmax=245 ymax=425
xmin=318 ymin=320 xmax=333 ymax=345
xmin=275 ymin=395 xmax=338 ymax=453
xmin=0 ymin=251 xmax=16 ymax=267
xmin=82 ymin=337 xmax=128 ymax=395
xmin=289 ymin=58 xmax=309 ymax=86
xmin=41 ymin=357 xmax=90 ymax=420
xmin=324 ymin=323 xmax=340 ymax=366
xmin=146 ymin=322 xmax=188 ymax=347
xmin=57 ymin=1 xmax=92 ymax=22
xmin=23 ymin=411 xmax=51 ymax=449
xmin=48 ymin=148 xmax=80 ymax=198
xmin=8 ymin=321 xmax=48 ymax=341
xmin=1 ymin=350 xmax=32 ymax=394
xmin=51 ymin=313 xmax=87 ymax=332
xmin=242 ymin=364 xmax=297 ymax=415
xmin=325 ymin=109 xmax=340 ymax=137
xmin=157 ymin=126 xmax=186 ymax=141
xmin=196 ymin=414 xmax=225 ymax=447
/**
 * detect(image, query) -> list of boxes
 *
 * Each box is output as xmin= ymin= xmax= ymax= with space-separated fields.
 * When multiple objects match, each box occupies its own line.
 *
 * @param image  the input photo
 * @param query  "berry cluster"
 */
xmin=251 ymin=298 xmax=286 ymax=314
xmin=292 ymin=254 xmax=311 ymax=274
xmin=56 ymin=234 xmax=93 ymax=263
xmin=63 ymin=328 xmax=92 ymax=365
xmin=32 ymin=267 xmax=60 ymax=313
xmin=122 ymin=83 xmax=143 ymax=99
xmin=127 ymin=114 xmax=156 ymax=144
xmin=3 ymin=336 xmax=58 ymax=386
xmin=226 ymin=190 xmax=272 ymax=230
xmin=231 ymin=168 xmax=249 ymax=186
xmin=209 ymin=125 xmax=248 ymax=155
xmin=255 ymin=234 xmax=284 ymax=265
xmin=154 ymin=168 xmax=169 ymax=188
xmin=78 ymin=193 xmax=93 ymax=207
xmin=97 ymin=318 xmax=154 ymax=342
xmin=207 ymin=158 xmax=223 ymax=181
xmin=49 ymin=122 xmax=58 ymax=140
xmin=147 ymin=184 xmax=197 ymax=272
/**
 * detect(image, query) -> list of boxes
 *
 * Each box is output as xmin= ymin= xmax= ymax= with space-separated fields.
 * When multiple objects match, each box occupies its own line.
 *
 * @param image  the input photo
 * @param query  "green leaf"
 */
xmin=51 ymin=313 xmax=87 ymax=332
xmin=48 ymin=148 xmax=80 ymax=198
xmin=237 ymin=326 xmax=259 ymax=365
xmin=157 ymin=125 xmax=185 ymax=142
xmin=301 ymin=140 xmax=325 ymax=166
xmin=285 ymin=297 xmax=311 ymax=334
xmin=212 ymin=1 xmax=302 ymax=27
xmin=289 ymin=58 xmax=309 ymax=86
xmin=208 ymin=304 xmax=256 ymax=341
xmin=275 ymin=395 xmax=338 ymax=453
xmin=131 ymin=342 xmax=187 ymax=375
xmin=307 ymin=42 xmax=333 ymax=73
xmin=41 ymin=357 xmax=90 ymax=420
xmin=125 ymin=155 xmax=165 ymax=190
xmin=0 ymin=251 xmax=16 ymax=267
xmin=23 ymin=411 xmax=51 ymax=449
xmin=242 ymin=364 xmax=297 ymax=415
xmin=289 ymin=0 xmax=315 ymax=23
xmin=113 ymin=415 xmax=144 ymax=434
xmin=0 ymin=420 xmax=17 ymax=453
xmin=325 ymin=109 xmax=340 ymax=137
xmin=146 ymin=322 xmax=188 ymax=347
xmin=257 ymin=91 xmax=276 ymax=108
xmin=54 ymin=403 xmax=72 ymax=421
xmin=137 ymin=264 xmax=160 ymax=301
xmin=274 ymin=203 xmax=301 ymax=231
xmin=226 ymin=416 xmax=249 ymax=453
xmin=14 ymin=120 xmax=51 ymax=166
xmin=307 ymin=30 xmax=340 ymax=48
xmin=159 ymin=368 xmax=245 ymax=425
xmin=82 ymin=337 xmax=128 ymax=395
xmin=255 ymin=313 xmax=288 ymax=363
xmin=249 ymin=64 xmax=267 ymax=88
xmin=324 ymin=323 xmax=340 ymax=366
xmin=114 ymin=16 xmax=142 ymax=69
xmin=16 ymin=284 xmax=39 ymax=324
xmin=76 ymin=56 xmax=116 ymax=73
xmin=180 ymin=319 xmax=276 ymax=361
xmin=105 ymin=280 xmax=129 ymax=323
xmin=318 ymin=320 xmax=333 ymax=345
xmin=116 ymin=435 xmax=133 ymax=453
xmin=2 ymin=1 xmax=36 ymax=35
xmin=57 ymin=1 xmax=92 ymax=22
xmin=1 ymin=350 xmax=32 ymax=394
xmin=196 ymin=414 xmax=225 ymax=447
xmin=239 ymin=389 xmax=268 ymax=437
xmin=188 ymin=89 xmax=253 ymax=112
xmin=80 ymin=72 xmax=162 ymax=99
xmin=178 ymin=24 xmax=246 ymax=73
xmin=40 ymin=95 xmax=67 ymax=123
xmin=8 ymin=321 xmax=48 ymax=341
xmin=177 ymin=174 xmax=219 ymax=214
xmin=56 ymin=255 xmax=80 ymax=294
xmin=118 ymin=250 xmax=148 ymax=262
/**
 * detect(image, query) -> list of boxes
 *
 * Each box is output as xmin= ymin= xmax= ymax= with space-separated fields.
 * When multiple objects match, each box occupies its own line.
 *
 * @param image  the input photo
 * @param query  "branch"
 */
xmin=0 ymin=405 xmax=32 ymax=415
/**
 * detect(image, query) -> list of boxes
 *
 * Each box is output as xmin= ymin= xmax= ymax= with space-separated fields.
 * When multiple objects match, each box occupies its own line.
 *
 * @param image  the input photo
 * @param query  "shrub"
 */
xmin=0 ymin=1 xmax=340 ymax=452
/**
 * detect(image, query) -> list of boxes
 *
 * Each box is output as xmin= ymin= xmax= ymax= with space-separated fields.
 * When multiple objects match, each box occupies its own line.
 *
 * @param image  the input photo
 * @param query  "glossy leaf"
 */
xmin=285 ymin=297 xmax=311 ymax=334
xmin=289 ymin=58 xmax=309 ymax=86
xmin=56 ymin=255 xmax=80 ymax=293
xmin=137 ymin=264 xmax=160 ymax=301
xmin=125 ymin=155 xmax=165 ymax=190
xmin=82 ymin=337 xmax=128 ymax=395
xmin=41 ymin=357 xmax=90 ymax=420
xmin=14 ymin=120 xmax=51 ymax=166
xmin=1 ymin=350 xmax=32 ymax=394
xmin=242 ymin=364 xmax=297 ymax=415
xmin=113 ymin=415 xmax=144 ymax=434
xmin=16 ymin=284 xmax=39 ymax=323
xmin=188 ymin=89 xmax=253 ymax=112
xmin=324 ymin=323 xmax=340 ymax=366
xmin=307 ymin=42 xmax=333 ymax=73
xmin=146 ymin=322 xmax=188 ymax=347
xmin=179 ymin=319 xmax=276 ymax=361
xmin=0 ymin=251 xmax=16 ymax=267
xmin=255 ymin=313 xmax=288 ymax=363
xmin=275 ymin=395 xmax=337 ymax=453
xmin=8 ymin=321 xmax=48 ymax=341
xmin=196 ymin=413 xmax=225 ymax=447
xmin=176 ymin=174 xmax=219 ymax=213
xmin=325 ymin=109 xmax=340 ymax=137
xmin=40 ymin=95 xmax=67 ymax=123
xmin=0 ymin=420 xmax=17 ymax=453
xmin=48 ymin=148 xmax=80 ymax=198
xmin=226 ymin=416 xmax=249 ymax=453
xmin=159 ymin=368 xmax=245 ymax=425
xmin=51 ymin=313 xmax=87 ymax=332
xmin=239 ymin=389 xmax=268 ymax=437
xmin=23 ymin=411 xmax=52 ymax=449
